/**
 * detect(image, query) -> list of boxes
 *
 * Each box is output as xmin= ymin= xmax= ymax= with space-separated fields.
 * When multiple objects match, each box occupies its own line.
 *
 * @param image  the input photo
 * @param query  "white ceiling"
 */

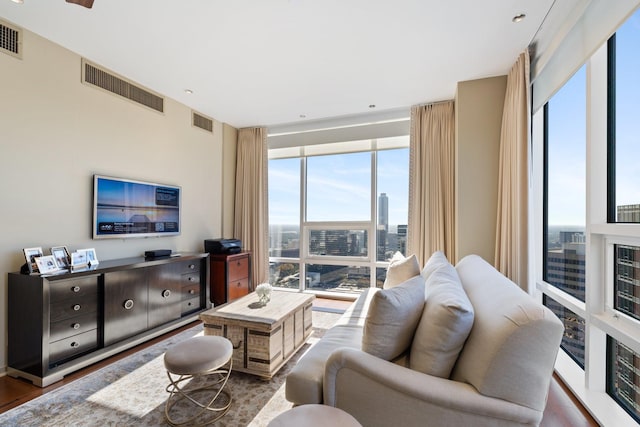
xmin=0 ymin=0 xmax=558 ymax=129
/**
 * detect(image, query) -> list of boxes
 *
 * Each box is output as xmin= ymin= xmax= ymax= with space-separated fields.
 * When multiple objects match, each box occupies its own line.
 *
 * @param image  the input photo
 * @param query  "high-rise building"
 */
xmin=378 ymin=193 xmax=388 ymax=232
xmin=617 ymin=204 xmax=640 ymax=222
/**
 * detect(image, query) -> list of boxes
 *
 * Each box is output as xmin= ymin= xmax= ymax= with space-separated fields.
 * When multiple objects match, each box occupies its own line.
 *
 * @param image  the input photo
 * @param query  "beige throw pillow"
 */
xmin=383 ymin=252 xmax=420 ymax=289
xmin=420 ymin=250 xmax=450 ymax=283
xmin=362 ymin=275 xmax=425 ymax=360
xmin=409 ymin=262 xmax=474 ymax=378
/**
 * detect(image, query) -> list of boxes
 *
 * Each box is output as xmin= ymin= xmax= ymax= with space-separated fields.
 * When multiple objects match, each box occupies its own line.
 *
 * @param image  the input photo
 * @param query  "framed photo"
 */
xmin=77 ymin=248 xmax=99 ymax=265
xmin=50 ymin=246 xmax=70 ymax=269
xmin=23 ymin=247 xmax=44 ymax=274
xmin=35 ymin=255 xmax=60 ymax=275
xmin=71 ymin=251 xmax=88 ymax=271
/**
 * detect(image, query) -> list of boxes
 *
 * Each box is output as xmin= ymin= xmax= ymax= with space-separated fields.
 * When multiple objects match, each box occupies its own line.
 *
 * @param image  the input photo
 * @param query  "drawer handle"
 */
xmin=189 ymin=264 xmax=195 ymax=270
xmin=162 ymin=289 xmax=171 ymax=298
xmin=123 ymin=299 xmax=134 ymax=310
xmin=231 ymin=339 xmax=243 ymax=350
xmin=72 ymin=323 xmax=80 ymax=330
xmin=188 ymin=276 xmax=194 ymax=282
xmin=236 ymin=261 xmax=241 ymax=266
xmin=187 ymin=302 xmax=193 ymax=307
xmin=188 ymin=289 xmax=195 ymax=295
xmin=236 ymin=282 xmax=242 ymax=287
xmin=73 ymin=304 xmax=81 ymax=311
xmin=70 ymin=342 xmax=79 ymax=348
xmin=72 ymin=286 xmax=81 ymax=293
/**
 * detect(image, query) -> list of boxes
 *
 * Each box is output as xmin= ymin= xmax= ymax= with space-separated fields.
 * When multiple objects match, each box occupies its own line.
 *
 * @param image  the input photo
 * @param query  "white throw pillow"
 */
xmin=362 ymin=275 xmax=425 ymax=360
xmin=409 ymin=262 xmax=474 ymax=378
xmin=420 ymin=251 xmax=450 ymax=283
xmin=383 ymin=253 xmax=420 ymax=289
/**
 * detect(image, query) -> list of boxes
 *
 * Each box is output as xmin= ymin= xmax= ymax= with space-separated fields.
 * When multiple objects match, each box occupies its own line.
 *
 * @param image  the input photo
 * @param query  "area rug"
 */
xmin=0 ymin=310 xmax=342 ymax=427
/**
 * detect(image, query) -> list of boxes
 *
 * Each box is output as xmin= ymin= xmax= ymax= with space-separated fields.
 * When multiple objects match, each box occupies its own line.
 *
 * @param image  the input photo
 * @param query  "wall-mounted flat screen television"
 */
xmin=93 ymin=175 xmax=181 ymax=239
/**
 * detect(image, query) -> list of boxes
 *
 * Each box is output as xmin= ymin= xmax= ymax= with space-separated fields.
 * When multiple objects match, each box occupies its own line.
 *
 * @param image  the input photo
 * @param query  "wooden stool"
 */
xmin=268 ymin=404 xmax=362 ymax=427
xmin=164 ymin=335 xmax=233 ymax=426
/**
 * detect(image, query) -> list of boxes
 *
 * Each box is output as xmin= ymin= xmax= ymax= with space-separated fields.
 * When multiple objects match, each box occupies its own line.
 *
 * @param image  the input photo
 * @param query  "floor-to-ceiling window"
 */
xmin=268 ymin=136 xmax=409 ymax=295
xmin=534 ymin=7 xmax=640 ymax=425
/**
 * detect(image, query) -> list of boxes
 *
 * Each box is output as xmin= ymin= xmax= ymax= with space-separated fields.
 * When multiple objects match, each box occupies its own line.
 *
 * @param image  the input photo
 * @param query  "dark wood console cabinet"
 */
xmin=210 ymin=251 xmax=251 ymax=305
xmin=7 ymin=253 xmax=210 ymax=387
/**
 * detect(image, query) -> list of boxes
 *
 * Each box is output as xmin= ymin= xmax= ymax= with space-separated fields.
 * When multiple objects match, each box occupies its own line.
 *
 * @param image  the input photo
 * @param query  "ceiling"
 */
xmin=0 ymin=0 xmax=559 ymax=129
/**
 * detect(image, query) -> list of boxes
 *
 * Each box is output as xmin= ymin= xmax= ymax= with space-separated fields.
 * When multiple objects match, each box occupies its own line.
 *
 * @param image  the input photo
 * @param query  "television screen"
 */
xmin=93 ymin=175 xmax=181 ymax=239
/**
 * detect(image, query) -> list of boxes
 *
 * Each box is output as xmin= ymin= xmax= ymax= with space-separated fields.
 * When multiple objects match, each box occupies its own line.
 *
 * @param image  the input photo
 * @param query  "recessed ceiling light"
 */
xmin=11 ymin=0 xmax=24 ymax=4
xmin=512 ymin=14 xmax=526 ymax=23
xmin=184 ymin=89 xmax=193 ymax=94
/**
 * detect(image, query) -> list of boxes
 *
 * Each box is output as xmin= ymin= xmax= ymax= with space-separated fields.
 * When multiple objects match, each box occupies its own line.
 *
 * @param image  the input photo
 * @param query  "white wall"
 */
xmin=455 ymin=75 xmax=507 ymax=263
xmin=0 ymin=29 xmax=227 ymax=372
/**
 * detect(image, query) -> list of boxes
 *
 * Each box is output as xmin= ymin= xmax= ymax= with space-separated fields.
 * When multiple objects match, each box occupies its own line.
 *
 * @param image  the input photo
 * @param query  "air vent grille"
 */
xmin=192 ymin=111 xmax=214 ymax=133
xmin=0 ymin=20 xmax=22 ymax=59
xmin=82 ymin=59 xmax=164 ymax=113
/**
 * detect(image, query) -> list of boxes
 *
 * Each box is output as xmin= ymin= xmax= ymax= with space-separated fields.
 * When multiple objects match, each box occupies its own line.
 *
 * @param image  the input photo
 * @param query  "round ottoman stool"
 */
xmin=268 ymin=404 xmax=362 ymax=427
xmin=164 ymin=335 xmax=233 ymax=426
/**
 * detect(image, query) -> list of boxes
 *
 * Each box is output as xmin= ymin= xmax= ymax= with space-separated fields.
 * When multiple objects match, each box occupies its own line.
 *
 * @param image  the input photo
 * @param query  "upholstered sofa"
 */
xmin=285 ymin=253 xmax=564 ymax=427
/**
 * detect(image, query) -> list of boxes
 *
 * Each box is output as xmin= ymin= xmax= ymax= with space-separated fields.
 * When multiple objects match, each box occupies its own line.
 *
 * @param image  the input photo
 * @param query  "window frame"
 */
xmin=268 ymin=139 xmax=410 ymax=295
xmin=533 ymin=29 xmax=640 ymax=426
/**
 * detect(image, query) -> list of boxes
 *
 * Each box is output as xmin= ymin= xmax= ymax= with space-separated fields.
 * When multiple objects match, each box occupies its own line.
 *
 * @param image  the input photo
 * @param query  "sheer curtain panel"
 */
xmin=495 ymin=51 xmax=530 ymax=290
xmin=234 ymin=127 xmax=269 ymax=286
xmin=407 ymin=101 xmax=456 ymax=265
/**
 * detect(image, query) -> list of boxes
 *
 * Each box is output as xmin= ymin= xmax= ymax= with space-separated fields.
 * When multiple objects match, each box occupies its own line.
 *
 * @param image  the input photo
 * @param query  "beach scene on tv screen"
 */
xmin=95 ymin=177 xmax=180 ymax=236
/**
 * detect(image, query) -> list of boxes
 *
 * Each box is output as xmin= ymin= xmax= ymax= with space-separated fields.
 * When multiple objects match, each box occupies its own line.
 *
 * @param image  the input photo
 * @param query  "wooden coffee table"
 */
xmin=199 ymin=290 xmax=315 ymax=379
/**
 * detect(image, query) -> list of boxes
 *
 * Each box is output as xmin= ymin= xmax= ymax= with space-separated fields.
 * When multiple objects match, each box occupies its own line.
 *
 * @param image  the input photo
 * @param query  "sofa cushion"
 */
xmin=383 ymin=252 xmax=420 ymax=289
xmin=409 ymin=262 xmax=474 ymax=378
xmin=420 ymin=250 xmax=450 ymax=283
xmin=285 ymin=325 xmax=363 ymax=405
xmin=362 ymin=275 xmax=425 ymax=360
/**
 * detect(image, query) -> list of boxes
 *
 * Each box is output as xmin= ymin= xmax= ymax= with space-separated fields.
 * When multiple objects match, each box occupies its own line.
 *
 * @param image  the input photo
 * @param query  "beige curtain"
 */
xmin=495 ymin=50 xmax=530 ymax=289
xmin=407 ymin=101 xmax=456 ymax=266
xmin=234 ymin=127 xmax=269 ymax=288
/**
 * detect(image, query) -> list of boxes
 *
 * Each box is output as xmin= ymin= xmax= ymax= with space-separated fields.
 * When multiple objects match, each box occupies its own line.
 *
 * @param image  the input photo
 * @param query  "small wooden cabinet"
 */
xmin=210 ymin=251 xmax=251 ymax=305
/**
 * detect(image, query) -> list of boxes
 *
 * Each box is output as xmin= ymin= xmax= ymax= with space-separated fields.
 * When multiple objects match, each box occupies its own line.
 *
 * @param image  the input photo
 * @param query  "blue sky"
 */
xmin=268 ymin=147 xmax=409 ymax=226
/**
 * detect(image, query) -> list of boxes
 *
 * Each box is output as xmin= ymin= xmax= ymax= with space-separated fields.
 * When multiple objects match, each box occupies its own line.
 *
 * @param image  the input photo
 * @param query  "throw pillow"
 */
xmin=383 ymin=252 xmax=420 ymax=289
xmin=409 ymin=262 xmax=474 ymax=378
xmin=362 ymin=275 xmax=425 ymax=360
xmin=420 ymin=250 xmax=450 ymax=282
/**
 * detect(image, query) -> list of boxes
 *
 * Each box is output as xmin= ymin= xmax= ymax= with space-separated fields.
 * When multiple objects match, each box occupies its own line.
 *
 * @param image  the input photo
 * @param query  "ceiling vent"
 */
xmin=192 ymin=111 xmax=214 ymax=133
xmin=0 ymin=19 xmax=22 ymax=59
xmin=81 ymin=59 xmax=164 ymax=113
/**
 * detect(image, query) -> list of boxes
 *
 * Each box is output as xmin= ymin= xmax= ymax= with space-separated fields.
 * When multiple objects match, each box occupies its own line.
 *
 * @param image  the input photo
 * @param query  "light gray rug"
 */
xmin=0 ymin=310 xmax=342 ymax=427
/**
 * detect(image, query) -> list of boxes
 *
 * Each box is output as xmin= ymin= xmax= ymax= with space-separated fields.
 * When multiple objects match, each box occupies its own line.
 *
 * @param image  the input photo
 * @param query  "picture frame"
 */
xmin=70 ymin=251 xmax=88 ymax=271
xmin=35 ymin=255 xmax=60 ymax=275
xmin=23 ymin=247 xmax=44 ymax=274
xmin=50 ymin=246 xmax=70 ymax=269
xmin=77 ymin=248 xmax=99 ymax=265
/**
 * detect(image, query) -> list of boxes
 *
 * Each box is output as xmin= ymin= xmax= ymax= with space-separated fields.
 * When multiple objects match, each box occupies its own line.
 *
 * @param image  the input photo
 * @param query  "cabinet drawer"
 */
xmin=228 ymin=257 xmax=249 ymax=282
xmin=50 ymin=298 xmax=98 ymax=323
xmin=177 ymin=261 xmax=200 ymax=275
xmin=181 ymin=297 xmax=201 ymax=314
xmin=49 ymin=329 xmax=98 ymax=366
xmin=182 ymin=283 xmax=200 ymax=300
xmin=50 ymin=312 xmax=98 ymax=343
xmin=228 ymin=278 xmax=249 ymax=301
xmin=49 ymin=276 xmax=98 ymax=303
xmin=182 ymin=272 xmax=200 ymax=285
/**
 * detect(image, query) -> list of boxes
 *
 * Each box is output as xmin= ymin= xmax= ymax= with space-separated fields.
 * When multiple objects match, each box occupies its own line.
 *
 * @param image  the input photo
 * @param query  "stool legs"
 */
xmin=164 ymin=359 xmax=232 ymax=426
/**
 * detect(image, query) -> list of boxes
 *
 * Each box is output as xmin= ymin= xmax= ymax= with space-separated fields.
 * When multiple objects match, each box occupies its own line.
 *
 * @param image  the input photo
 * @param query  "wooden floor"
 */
xmin=0 ymin=298 xmax=599 ymax=426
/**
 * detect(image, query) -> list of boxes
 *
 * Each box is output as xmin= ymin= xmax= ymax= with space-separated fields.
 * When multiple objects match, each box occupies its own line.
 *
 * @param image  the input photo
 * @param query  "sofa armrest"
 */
xmin=324 ymin=348 xmax=542 ymax=427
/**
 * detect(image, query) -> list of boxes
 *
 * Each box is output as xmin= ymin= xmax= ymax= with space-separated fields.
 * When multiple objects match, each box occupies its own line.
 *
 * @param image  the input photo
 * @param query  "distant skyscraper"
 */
xmin=617 ymin=204 xmax=640 ymax=222
xmin=378 ymin=193 xmax=389 ymax=231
